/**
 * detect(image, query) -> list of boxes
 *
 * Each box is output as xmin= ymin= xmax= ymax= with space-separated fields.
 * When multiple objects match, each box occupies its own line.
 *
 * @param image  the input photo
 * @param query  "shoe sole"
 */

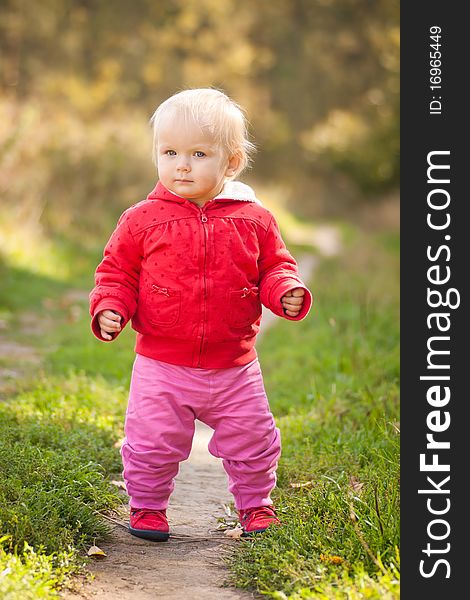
xmin=241 ymin=527 xmax=268 ymax=537
xmin=128 ymin=526 xmax=170 ymax=542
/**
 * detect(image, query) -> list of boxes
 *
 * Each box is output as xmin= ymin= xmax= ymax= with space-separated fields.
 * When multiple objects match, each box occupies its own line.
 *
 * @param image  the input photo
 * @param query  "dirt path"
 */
xmin=63 ymin=421 xmax=257 ymax=600
xmin=0 ymin=314 xmax=45 ymax=399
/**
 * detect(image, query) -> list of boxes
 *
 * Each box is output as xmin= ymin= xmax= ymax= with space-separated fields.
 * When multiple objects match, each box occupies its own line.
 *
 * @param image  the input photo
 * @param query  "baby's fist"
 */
xmin=97 ymin=309 xmax=122 ymax=340
xmin=281 ymin=288 xmax=305 ymax=317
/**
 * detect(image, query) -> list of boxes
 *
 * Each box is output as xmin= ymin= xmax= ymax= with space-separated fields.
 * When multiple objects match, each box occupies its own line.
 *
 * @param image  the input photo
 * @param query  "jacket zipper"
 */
xmin=197 ymin=209 xmax=209 ymax=366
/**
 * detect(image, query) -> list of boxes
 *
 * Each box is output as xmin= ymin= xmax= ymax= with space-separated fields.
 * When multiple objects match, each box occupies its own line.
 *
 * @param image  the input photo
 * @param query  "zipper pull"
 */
xmin=201 ymin=214 xmax=208 ymax=223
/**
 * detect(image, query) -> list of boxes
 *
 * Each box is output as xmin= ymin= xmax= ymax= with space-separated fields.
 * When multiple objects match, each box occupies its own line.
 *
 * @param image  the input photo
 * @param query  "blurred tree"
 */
xmin=247 ymin=0 xmax=399 ymax=199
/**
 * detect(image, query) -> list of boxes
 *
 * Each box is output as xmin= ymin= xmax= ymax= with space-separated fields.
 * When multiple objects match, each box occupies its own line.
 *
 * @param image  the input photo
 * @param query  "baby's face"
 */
xmin=156 ymin=120 xmax=238 ymax=207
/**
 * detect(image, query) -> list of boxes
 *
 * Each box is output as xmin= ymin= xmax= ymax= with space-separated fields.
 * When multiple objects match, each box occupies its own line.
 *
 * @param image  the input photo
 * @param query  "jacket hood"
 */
xmin=215 ymin=181 xmax=262 ymax=204
xmin=147 ymin=181 xmax=262 ymax=205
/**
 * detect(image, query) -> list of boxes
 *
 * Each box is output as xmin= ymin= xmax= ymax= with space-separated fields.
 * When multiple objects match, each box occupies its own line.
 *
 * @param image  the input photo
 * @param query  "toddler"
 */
xmin=89 ymin=88 xmax=313 ymax=541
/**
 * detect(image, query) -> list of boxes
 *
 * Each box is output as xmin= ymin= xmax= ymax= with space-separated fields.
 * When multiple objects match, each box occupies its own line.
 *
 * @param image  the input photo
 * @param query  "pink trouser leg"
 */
xmin=202 ymin=359 xmax=281 ymax=510
xmin=121 ymin=356 xmax=196 ymax=510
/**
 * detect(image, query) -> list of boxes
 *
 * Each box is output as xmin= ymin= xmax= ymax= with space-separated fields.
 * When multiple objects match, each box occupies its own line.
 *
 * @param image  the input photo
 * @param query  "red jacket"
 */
xmin=89 ymin=181 xmax=313 ymax=368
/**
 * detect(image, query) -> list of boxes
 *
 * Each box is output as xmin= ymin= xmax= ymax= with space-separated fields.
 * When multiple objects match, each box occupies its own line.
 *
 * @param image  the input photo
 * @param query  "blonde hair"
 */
xmin=150 ymin=88 xmax=256 ymax=178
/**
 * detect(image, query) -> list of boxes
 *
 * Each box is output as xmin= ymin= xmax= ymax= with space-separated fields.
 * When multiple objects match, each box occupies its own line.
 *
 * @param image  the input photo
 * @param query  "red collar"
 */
xmin=146 ymin=182 xmax=186 ymax=203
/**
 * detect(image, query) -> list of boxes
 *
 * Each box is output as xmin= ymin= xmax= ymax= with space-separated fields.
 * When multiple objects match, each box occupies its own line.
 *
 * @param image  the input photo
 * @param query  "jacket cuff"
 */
xmin=268 ymin=278 xmax=313 ymax=321
xmin=90 ymin=298 xmax=129 ymax=341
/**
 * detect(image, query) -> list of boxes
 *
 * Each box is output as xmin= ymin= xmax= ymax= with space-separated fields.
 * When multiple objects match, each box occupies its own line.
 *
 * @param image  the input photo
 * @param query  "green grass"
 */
xmin=0 ymin=225 xmax=399 ymax=598
xmin=0 ymin=372 xmax=128 ymax=596
xmin=0 ymin=245 xmax=133 ymax=595
xmin=227 ymin=231 xmax=400 ymax=598
xmin=0 ymin=536 xmax=83 ymax=600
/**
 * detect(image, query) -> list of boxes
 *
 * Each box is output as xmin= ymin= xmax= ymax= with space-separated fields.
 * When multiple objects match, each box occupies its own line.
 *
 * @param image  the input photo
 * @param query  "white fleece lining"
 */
xmin=215 ymin=181 xmax=262 ymax=205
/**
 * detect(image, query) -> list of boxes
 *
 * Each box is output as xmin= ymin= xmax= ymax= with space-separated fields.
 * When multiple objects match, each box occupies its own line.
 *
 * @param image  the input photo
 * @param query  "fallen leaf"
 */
xmin=216 ymin=520 xmax=237 ymax=531
xmin=289 ymin=481 xmax=314 ymax=489
xmin=87 ymin=545 xmax=107 ymax=558
xmin=222 ymin=503 xmax=233 ymax=517
xmin=224 ymin=525 xmax=244 ymax=539
xmin=110 ymin=480 xmax=127 ymax=490
xmin=348 ymin=476 xmax=364 ymax=494
xmin=320 ymin=553 xmax=344 ymax=565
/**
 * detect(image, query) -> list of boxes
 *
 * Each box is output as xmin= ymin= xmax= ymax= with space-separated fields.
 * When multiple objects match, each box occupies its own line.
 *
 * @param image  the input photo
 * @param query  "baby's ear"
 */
xmin=225 ymin=152 xmax=242 ymax=178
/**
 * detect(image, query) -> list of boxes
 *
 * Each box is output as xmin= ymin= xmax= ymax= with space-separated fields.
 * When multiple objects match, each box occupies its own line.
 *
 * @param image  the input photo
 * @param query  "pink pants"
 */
xmin=121 ymin=354 xmax=281 ymax=510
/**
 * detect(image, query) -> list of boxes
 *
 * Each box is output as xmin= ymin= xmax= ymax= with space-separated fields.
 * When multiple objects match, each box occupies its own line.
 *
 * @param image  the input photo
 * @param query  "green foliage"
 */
xmin=0 ymin=369 xmax=127 ymax=594
xmin=0 ymin=263 xmax=69 ymax=313
xmin=259 ymin=232 xmax=399 ymax=418
xmin=0 ymin=536 xmax=83 ymax=600
xmin=45 ymin=313 xmax=136 ymax=383
xmin=0 ymin=246 xmax=132 ymax=595
xmin=0 ymin=98 xmax=156 ymax=242
xmin=0 ymin=314 xmax=126 ymax=600
xmin=0 ymin=373 xmax=126 ymax=555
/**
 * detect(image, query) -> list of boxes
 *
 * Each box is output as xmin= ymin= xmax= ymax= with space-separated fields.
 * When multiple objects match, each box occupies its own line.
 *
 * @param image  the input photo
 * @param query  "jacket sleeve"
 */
xmin=89 ymin=210 xmax=141 ymax=341
xmin=258 ymin=215 xmax=313 ymax=321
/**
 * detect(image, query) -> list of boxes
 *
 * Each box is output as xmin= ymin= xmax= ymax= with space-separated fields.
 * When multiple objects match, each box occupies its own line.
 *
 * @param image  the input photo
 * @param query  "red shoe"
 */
xmin=238 ymin=506 xmax=280 ymax=536
xmin=129 ymin=508 xmax=170 ymax=541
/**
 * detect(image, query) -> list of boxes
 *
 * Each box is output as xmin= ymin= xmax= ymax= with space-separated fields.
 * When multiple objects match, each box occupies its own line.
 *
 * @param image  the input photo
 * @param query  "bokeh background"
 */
xmin=0 ymin=0 xmax=399 ymax=252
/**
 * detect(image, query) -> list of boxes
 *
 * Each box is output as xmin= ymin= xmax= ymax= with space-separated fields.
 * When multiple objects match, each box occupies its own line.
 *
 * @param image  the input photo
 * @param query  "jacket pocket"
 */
xmin=228 ymin=287 xmax=261 ymax=328
xmin=146 ymin=282 xmax=181 ymax=327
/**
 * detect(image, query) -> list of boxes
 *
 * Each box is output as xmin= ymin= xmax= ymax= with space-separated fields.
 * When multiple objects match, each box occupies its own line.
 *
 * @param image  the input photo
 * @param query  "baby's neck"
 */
xmin=188 ymin=198 xmax=211 ymax=208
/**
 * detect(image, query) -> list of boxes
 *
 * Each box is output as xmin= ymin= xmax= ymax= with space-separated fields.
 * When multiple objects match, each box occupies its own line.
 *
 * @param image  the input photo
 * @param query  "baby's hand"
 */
xmin=281 ymin=288 xmax=305 ymax=317
xmin=97 ymin=310 xmax=122 ymax=340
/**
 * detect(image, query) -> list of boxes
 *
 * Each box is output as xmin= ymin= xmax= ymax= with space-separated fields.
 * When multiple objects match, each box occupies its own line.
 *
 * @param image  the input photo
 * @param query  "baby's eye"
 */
xmin=165 ymin=150 xmax=176 ymax=156
xmin=194 ymin=151 xmax=206 ymax=158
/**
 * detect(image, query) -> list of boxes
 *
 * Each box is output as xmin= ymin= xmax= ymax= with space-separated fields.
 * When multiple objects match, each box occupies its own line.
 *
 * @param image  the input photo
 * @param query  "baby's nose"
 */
xmin=176 ymin=157 xmax=191 ymax=171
